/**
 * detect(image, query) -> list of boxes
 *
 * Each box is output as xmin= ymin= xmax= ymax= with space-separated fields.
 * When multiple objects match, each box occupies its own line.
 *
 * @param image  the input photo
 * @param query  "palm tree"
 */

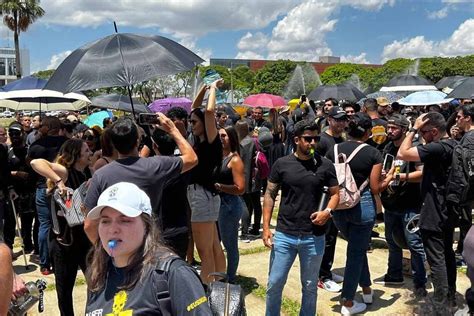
xmin=0 ymin=0 xmax=45 ymax=79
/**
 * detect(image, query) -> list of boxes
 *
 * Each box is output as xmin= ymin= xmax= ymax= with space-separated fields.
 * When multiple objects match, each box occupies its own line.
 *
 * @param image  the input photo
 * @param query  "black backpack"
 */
xmin=446 ymin=132 xmax=474 ymax=206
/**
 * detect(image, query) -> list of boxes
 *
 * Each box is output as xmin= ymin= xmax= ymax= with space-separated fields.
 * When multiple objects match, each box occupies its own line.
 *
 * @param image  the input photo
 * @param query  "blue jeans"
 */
xmin=217 ymin=194 xmax=243 ymax=282
xmin=36 ymin=188 xmax=51 ymax=268
xmin=384 ymin=209 xmax=427 ymax=288
xmin=332 ymin=189 xmax=375 ymax=301
xmin=266 ymin=231 xmax=325 ymax=316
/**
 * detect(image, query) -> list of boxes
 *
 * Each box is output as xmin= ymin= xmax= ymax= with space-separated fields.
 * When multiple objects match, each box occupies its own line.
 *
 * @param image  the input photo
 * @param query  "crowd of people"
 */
xmin=0 ymin=77 xmax=473 ymax=315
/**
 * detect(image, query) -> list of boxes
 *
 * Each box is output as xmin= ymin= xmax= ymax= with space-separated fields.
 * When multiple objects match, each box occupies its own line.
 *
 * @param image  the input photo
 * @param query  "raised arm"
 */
xmin=204 ymin=79 xmax=223 ymax=143
xmin=157 ymin=112 xmax=198 ymax=173
xmin=191 ymin=84 xmax=207 ymax=110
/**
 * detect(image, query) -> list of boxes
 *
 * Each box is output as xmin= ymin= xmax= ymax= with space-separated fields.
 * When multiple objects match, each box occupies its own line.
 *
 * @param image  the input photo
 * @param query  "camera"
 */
xmin=138 ymin=113 xmax=160 ymax=125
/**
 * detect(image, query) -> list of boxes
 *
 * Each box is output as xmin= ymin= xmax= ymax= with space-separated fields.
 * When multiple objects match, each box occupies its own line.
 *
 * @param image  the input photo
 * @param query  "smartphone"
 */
xmin=138 ymin=113 xmax=160 ymax=125
xmin=301 ymin=94 xmax=306 ymax=102
xmin=383 ymin=154 xmax=394 ymax=171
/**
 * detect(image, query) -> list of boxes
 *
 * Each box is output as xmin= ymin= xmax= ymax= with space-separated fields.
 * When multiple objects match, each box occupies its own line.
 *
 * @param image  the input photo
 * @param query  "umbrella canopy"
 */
xmin=358 ymin=91 xmax=402 ymax=105
xmin=84 ymin=111 xmax=113 ymax=128
xmin=380 ymin=75 xmax=437 ymax=92
xmin=243 ymin=93 xmax=286 ymax=108
xmin=148 ymin=97 xmax=192 ymax=114
xmin=308 ymin=84 xmax=366 ymax=102
xmin=0 ymin=76 xmax=90 ymax=111
xmin=435 ymin=75 xmax=467 ymax=89
xmin=398 ymin=91 xmax=453 ymax=106
xmin=446 ymin=77 xmax=474 ymax=99
xmin=91 ymin=94 xmax=149 ymax=113
xmin=44 ymin=33 xmax=204 ymax=94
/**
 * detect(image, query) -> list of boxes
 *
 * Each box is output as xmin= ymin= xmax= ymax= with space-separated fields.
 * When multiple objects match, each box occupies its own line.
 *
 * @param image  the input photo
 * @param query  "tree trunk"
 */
xmin=13 ymin=12 xmax=21 ymax=79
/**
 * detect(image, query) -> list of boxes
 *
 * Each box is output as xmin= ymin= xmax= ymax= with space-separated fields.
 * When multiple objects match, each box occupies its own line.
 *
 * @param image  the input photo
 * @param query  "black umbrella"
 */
xmin=446 ymin=77 xmax=474 ymax=99
xmin=44 ymin=32 xmax=204 ymax=116
xmin=91 ymin=94 xmax=150 ymax=113
xmin=380 ymin=75 xmax=436 ymax=92
xmin=435 ymin=75 xmax=467 ymax=89
xmin=308 ymin=84 xmax=366 ymax=102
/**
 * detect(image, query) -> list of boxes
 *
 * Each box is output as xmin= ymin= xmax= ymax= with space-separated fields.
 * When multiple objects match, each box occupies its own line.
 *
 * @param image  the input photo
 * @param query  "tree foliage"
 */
xmin=253 ymin=60 xmax=297 ymax=95
xmin=0 ymin=0 xmax=45 ymax=78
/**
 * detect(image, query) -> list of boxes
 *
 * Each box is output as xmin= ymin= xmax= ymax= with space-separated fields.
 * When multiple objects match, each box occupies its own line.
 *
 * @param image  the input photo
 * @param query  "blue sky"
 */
xmin=1 ymin=0 xmax=473 ymax=73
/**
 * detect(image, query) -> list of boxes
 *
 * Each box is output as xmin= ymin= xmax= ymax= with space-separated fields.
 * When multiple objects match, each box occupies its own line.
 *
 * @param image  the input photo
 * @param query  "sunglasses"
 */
xmin=301 ymin=136 xmax=320 ymax=142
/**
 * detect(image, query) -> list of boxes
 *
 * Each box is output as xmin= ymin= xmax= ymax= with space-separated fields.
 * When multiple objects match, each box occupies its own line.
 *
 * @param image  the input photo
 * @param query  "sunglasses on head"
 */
xmin=301 ymin=136 xmax=320 ymax=142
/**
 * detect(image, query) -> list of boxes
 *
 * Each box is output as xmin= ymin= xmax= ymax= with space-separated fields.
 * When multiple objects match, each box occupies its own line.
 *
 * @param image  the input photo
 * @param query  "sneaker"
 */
xmin=341 ymin=300 xmax=367 ymax=315
xmin=318 ymin=279 xmax=342 ymax=293
xmin=362 ymin=289 xmax=373 ymax=304
xmin=40 ymin=267 xmax=53 ymax=276
xmin=239 ymin=235 xmax=251 ymax=243
xmin=414 ymin=287 xmax=428 ymax=298
xmin=248 ymin=228 xmax=260 ymax=237
xmin=374 ymin=275 xmax=404 ymax=285
xmin=332 ymin=273 xmax=344 ymax=283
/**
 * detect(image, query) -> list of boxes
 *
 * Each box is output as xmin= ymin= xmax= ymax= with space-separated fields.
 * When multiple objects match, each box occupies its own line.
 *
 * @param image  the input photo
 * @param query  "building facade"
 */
xmin=0 ymin=47 xmax=30 ymax=86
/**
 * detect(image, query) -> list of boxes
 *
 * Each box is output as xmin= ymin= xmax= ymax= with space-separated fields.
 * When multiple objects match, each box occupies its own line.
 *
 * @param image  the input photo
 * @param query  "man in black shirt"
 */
xmin=27 ymin=116 xmax=69 ymax=275
xmin=363 ymin=98 xmax=388 ymax=151
xmin=262 ymin=120 xmax=339 ymax=316
xmin=398 ymin=112 xmax=457 ymax=312
xmin=377 ymin=114 xmax=427 ymax=295
xmin=316 ymin=106 xmax=347 ymax=292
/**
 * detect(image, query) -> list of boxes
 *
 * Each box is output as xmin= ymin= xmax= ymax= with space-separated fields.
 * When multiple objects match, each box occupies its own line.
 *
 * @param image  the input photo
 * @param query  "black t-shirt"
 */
xmin=190 ymin=136 xmax=222 ymax=193
xmin=8 ymin=146 xmax=36 ymax=193
xmin=326 ymin=141 xmax=383 ymax=187
xmin=417 ymin=139 xmax=457 ymax=232
xmin=316 ymin=131 xmax=344 ymax=157
xmin=27 ymin=135 xmax=68 ymax=188
xmin=366 ymin=118 xmax=388 ymax=151
xmin=380 ymin=141 xmax=422 ymax=211
xmin=161 ymin=173 xmax=191 ymax=239
xmin=86 ymin=258 xmax=211 ymax=315
xmin=0 ymin=144 xmax=11 ymax=193
xmin=269 ymin=154 xmax=338 ymax=236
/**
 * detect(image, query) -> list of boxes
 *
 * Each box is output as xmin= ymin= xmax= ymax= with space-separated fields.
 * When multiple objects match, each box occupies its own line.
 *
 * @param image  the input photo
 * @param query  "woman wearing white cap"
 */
xmin=85 ymin=182 xmax=211 ymax=315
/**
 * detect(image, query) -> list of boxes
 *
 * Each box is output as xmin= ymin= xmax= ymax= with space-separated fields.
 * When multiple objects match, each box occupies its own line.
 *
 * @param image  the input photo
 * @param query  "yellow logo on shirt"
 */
xmin=106 ymin=290 xmax=132 ymax=316
xmin=187 ymin=296 xmax=208 ymax=311
xmin=371 ymin=125 xmax=387 ymax=145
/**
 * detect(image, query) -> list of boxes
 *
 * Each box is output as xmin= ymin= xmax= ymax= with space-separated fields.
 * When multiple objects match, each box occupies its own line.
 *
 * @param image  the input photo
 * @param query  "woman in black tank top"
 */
xmin=31 ymin=139 xmax=93 ymax=316
xmin=214 ymin=126 xmax=245 ymax=283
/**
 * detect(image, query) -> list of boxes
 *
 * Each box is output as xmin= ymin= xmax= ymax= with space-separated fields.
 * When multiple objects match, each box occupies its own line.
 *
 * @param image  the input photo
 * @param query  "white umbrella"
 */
xmin=0 ymin=89 xmax=90 ymax=111
xmin=398 ymin=91 xmax=453 ymax=106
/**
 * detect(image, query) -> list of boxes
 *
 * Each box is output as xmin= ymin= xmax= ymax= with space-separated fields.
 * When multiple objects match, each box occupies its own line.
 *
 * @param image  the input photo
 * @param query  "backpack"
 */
xmin=446 ymin=132 xmax=474 ymax=205
xmin=333 ymin=143 xmax=369 ymax=210
xmin=253 ymin=138 xmax=270 ymax=180
xmin=155 ymin=256 xmax=246 ymax=316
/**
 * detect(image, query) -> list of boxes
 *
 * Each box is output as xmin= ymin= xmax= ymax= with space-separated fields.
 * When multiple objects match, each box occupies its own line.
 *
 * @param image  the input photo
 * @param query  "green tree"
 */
xmin=253 ymin=60 xmax=297 ymax=95
xmin=0 ymin=0 xmax=45 ymax=79
xmin=32 ymin=69 xmax=55 ymax=80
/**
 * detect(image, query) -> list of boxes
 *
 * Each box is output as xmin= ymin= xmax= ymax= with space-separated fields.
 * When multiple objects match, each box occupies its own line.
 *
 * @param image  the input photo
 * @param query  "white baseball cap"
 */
xmin=87 ymin=182 xmax=152 ymax=220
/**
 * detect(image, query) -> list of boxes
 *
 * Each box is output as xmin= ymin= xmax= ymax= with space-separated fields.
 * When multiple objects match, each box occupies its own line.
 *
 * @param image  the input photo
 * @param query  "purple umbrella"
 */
xmin=148 ymin=97 xmax=192 ymax=114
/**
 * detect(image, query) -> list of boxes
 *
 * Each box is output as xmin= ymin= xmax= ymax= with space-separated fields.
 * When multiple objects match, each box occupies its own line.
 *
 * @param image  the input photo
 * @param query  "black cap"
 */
xmin=387 ymin=114 xmax=410 ymax=128
xmin=328 ymin=106 xmax=347 ymax=119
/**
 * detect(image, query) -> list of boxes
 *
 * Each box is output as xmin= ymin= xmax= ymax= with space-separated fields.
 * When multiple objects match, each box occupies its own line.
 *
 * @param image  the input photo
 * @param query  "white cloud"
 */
xmin=235 ymin=51 xmax=264 ymax=60
xmin=381 ymin=18 xmax=474 ymax=62
xmin=427 ymin=7 xmax=449 ymax=19
xmin=341 ymin=53 xmax=370 ymax=64
xmin=237 ymin=32 xmax=269 ymax=51
xmin=47 ymin=50 xmax=71 ymax=69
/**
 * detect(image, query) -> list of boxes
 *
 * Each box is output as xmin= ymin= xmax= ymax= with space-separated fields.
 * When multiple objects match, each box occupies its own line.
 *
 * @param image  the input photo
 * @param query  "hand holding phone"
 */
xmin=383 ymin=154 xmax=394 ymax=171
xmin=138 ymin=113 xmax=160 ymax=125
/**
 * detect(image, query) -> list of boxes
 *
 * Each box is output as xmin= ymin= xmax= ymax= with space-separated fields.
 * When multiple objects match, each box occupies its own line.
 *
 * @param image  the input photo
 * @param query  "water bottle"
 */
xmin=318 ymin=186 xmax=329 ymax=211
xmin=203 ymin=69 xmax=226 ymax=104
xmin=9 ymin=279 xmax=47 ymax=316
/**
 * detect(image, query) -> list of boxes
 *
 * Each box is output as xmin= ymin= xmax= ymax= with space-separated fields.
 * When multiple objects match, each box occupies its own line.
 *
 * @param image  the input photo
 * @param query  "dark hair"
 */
xmin=446 ymin=112 xmax=458 ymax=138
xmin=47 ymin=139 xmax=85 ymax=190
xmin=341 ymin=101 xmax=360 ymax=113
xmin=100 ymin=128 xmax=115 ymax=157
xmin=234 ymin=119 xmax=249 ymax=142
xmin=110 ymin=117 xmax=139 ymax=155
xmin=254 ymin=106 xmax=263 ymax=112
xmin=190 ymin=108 xmax=207 ymax=141
xmin=166 ymin=107 xmax=188 ymax=121
xmin=460 ymin=104 xmax=474 ymax=121
xmin=60 ymin=119 xmax=74 ymax=134
xmin=102 ymin=117 xmax=112 ymax=128
xmin=41 ymin=116 xmax=61 ymax=135
xmin=294 ymin=120 xmax=320 ymax=137
xmin=363 ymin=98 xmax=378 ymax=112
xmin=347 ymin=112 xmax=372 ymax=139
xmin=223 ymin=126 xmax=240 ymax=154
xmin=325 ymin=98 xmax=338 ymax=106
xmin=151 ymin=128 xmax=176 ymax=156
xmin=424 ymin=112 xmax=447 ymax=134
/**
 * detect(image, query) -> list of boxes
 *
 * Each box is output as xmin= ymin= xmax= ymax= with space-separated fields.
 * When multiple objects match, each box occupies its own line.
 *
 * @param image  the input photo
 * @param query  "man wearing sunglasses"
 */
xmin=262 ymin=120 xmax=339 ymax=315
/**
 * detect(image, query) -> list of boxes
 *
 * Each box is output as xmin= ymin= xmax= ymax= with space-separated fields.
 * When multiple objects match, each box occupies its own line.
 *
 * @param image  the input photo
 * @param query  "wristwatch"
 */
xmin=409 ymin=128 xmax=418 ymax=133
xmin=325 ymin=208 xmax=334 ymax=217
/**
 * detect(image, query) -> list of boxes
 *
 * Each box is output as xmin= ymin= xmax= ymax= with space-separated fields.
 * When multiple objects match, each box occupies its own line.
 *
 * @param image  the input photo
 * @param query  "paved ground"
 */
xmin=14 ymin=226 xmax=470 ymax=316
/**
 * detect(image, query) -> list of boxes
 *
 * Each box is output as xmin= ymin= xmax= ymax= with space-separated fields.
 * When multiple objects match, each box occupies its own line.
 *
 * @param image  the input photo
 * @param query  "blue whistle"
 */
xmin=108 ymin=240 xmax=117 ymax=249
